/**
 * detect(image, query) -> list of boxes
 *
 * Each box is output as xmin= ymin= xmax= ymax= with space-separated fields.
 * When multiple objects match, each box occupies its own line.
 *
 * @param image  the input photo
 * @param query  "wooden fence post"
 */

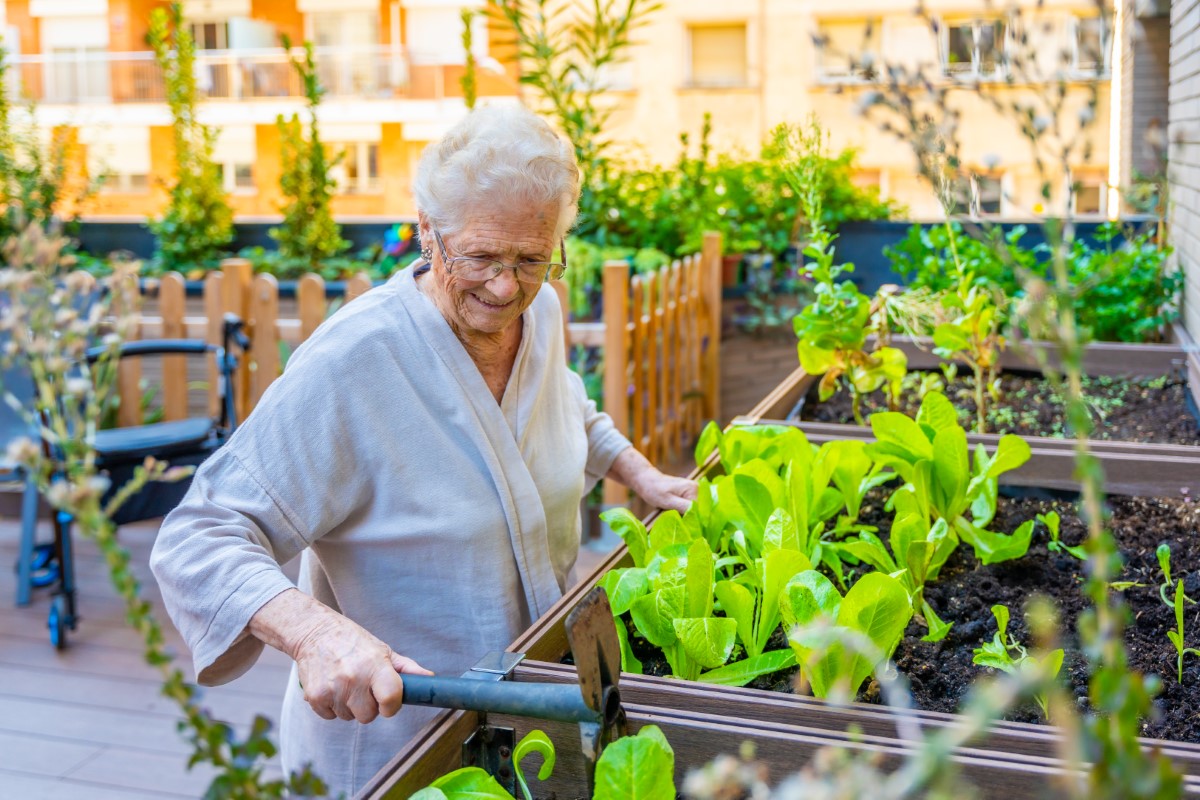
xmin=297 ymin=274 xmax=327 ymax=342
xmin=701 ymin=231 xmax=723 ymax=425
xmin=159 ymin=272 xmax=188 ymax=421
xmin=108 ymin=269 xmax=142 ymax=428
xmin=602 ymin=260 xmax=630 ymax=506
xmin=345 ymin=272 xmax=372 ymax=304
xmin=250 ymin=273 xmax=280 ymax=411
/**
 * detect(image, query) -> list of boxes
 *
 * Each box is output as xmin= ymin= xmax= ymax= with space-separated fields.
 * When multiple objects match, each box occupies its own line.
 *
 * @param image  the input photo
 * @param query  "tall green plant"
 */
xmin=270 ymin=36 xmax=349 ymax=269
xmin=493 ymin=0 xmax=661 ymax=231
xmin=148 ymin=1 xmax=233 ymax=270
xmin=460 ymin=9 xmax=479 ymax=110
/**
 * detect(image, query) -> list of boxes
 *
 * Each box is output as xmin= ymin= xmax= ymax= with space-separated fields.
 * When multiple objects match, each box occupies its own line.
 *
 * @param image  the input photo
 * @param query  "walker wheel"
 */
xmin=48 ymin=594 xmax=68 ymax=650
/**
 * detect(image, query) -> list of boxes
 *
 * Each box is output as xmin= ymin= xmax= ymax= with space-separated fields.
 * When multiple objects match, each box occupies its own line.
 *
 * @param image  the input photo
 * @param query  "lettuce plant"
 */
xmin=780 ymin=570 xmax=913 ymax=700
xmin=1040 ymin=511 xmax=1085 ymax=561
xmin=867 ymin=392 xmax=1036 ymax=565
xmin=601 ymin=511 xmax=737 ymax=681
xmin=932 ymin=280 xmax=1006 ymax=434
xmin=836 ymin=512 xmax=955 ymax=642
xmin=971 ymin=605 xmax=1064 ymax=718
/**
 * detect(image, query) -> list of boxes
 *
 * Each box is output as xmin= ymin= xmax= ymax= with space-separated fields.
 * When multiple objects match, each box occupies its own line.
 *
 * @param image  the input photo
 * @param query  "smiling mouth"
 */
xmin=470 ymin=294 xmax=515 ymax=310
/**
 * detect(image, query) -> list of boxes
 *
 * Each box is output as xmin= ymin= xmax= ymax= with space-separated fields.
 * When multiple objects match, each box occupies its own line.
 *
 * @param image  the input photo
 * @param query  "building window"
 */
xmin=46 ymin=47 xmax=109 ymax=102
xmin=947 ymin=174 xmax=1003 ymax=217
xmin=189 ymin=21 xmax=229 ymax=50
xmin=1071 ymin=172 xmax=1106 ymax=215
xmin=87 ymin=127 xmax=151 ymax=194
xmin=330 ymin=142 xmax=380 ymax=194
xmin=1073 ymin=17 xmax=1109 ymax=75
xmin=941 ymin=19 xmax=1007 ymax=79
xmin=974 ymin=174 xmax=1003 ymax=216
xmin=216 ymin=162 xmax=255 ymax=193
xmin=687 ymin=24 xmax=748 ymax=88
xmin=816 ymin=19 xmax=881 ymax=82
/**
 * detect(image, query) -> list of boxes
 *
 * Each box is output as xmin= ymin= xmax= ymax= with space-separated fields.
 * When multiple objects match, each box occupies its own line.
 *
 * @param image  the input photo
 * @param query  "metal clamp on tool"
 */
xmin=398 ymin=587 xmax=627 ymax=795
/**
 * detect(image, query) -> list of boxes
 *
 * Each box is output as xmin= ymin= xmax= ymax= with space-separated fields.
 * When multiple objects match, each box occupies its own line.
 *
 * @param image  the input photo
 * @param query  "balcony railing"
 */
xmin=4 ymin=45 xmax=425 ymax=104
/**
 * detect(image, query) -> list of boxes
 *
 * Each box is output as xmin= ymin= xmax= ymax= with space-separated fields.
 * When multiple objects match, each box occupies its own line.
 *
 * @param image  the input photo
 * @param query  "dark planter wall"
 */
xmin=74 ymin=218 xmax=417 ymax=261
xmin=835 ymin=216 xmax=1159 ymax=293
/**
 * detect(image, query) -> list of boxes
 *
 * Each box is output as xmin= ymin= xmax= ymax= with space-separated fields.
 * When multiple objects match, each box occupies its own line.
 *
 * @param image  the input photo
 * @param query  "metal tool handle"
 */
xmin=401 ymin=674 xmax=601 ymax=724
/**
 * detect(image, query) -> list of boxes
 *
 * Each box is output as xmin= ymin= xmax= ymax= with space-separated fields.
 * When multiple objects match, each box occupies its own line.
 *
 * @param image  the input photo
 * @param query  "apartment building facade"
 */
xmin=0 ymin=0 xmax=1157 ymax=220
xmin=0 ymin=0 xmax=520 ymax=218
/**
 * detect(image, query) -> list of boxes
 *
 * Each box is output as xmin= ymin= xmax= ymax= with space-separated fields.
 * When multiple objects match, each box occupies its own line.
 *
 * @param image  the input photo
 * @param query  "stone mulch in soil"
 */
xmin=621 ymin=493 xmax=1200 ymax=744
xmin=797 ymin=371 xmax=1200 ymax=446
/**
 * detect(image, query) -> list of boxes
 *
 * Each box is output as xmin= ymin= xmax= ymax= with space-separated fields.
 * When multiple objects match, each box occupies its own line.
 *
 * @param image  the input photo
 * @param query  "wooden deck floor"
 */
xmin=0 ymin=328 xmax=796 ymax=799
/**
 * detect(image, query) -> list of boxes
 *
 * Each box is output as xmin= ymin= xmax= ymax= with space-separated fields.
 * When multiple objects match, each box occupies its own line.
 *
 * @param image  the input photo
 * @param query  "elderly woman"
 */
xmin=150 ymin=104 xmax=696 ymax=796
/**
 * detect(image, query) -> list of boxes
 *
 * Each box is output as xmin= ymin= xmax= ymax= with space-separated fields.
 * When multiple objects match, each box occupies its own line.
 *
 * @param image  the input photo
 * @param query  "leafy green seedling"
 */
xmin=592 ymin=725 xmax=675 ymax=800
xmin=836 ymin=513 xmax=955 ymax=642
xmin=410 ymin=729 xmax=556 ymax=800
xmin=1040 ymin=511 xmax=1085 ymax=561
xmin=1157 ymin=543 xmax=1195 ymax=608
xmin=867 ymin=392 xmax=1036 ymax=565
xmin=781 ymin=570 xmax=913 ymax=700
xmin=972 ymin=604 xmax=1064 ymax=718
xmin=1166 ymin=579 xmax=1200 ymax=684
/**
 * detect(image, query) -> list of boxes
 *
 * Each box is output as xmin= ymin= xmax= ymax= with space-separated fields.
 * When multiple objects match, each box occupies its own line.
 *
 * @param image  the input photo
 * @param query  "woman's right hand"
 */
xmin=293 ymin=614 xmax=433 ymax=723
xmin=249 ymin=588 xmax=433 ymax=724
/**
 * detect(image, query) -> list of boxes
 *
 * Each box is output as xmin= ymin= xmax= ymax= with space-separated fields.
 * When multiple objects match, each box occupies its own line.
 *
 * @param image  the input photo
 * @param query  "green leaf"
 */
xmin=870 ymin=412 xmax=933 ymax=462
xmin=915 ymin=390 xmax=959 ymax=432
xmin=694 ymin=421 xmax=722 ymax=468
xmin=992 ymin=604 xmax=1010 ymax=638
xmin=986 ymin=435 xmax=1032 ymax=479
xmin=758 ymin=549 xmax=814 ymax=655
xmin=920 ymin=599 xmax=953 ymax=642
xmin=672 ymin=617 xmax=738 ymax=669
xmin=648 ymin=510 xmax=693 ymax=554
xmin=684 ymin=538 xmax=715 ymax=619
xmin=931 ymin=426 xmax=969 ymax=520
xmin=933 ymin=322 xmax=970 ymax=353
xmin=614 ymin=616 xmax=643 ymax=674
xmin=762 ymin=508 xmax=800 ymax=554
xmin=698 ymin=650 xmax=797 ymax=686
xmin=427 ymin=767 xmax=513 ymax=799
xmin=958 ymin=519 xmax=1035 ymax=565
xmin=780 ymin=570 xmax=841 ymax=631
xmin=715 ymin=579 xmax=756 ymax=652
xmin=603 ymin=508 xmax=649 ymax=568
xmin=798 ymin=341 xmax=837 ymax=375
xmin=409 ymin=788 xmax=449 ymax=800
xmin=599 ymin=568 xmax=650 ymax=616
xmin=838 ymin=572 xmax=913 ymax=692
xmin=838 ymin=533 xmax=898 ymax=575
xmin=592 ymin=725 xmax=675 ymax=800
xmin=630 ymin=588 xmax=684 ymax=648
xmin=514 ymin=730 xmax=556 ymax=800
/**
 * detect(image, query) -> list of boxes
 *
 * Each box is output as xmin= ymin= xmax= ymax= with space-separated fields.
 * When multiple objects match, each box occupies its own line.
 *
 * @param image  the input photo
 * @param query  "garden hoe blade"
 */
xmin=566 ymin=586 xmax=627 ymax=794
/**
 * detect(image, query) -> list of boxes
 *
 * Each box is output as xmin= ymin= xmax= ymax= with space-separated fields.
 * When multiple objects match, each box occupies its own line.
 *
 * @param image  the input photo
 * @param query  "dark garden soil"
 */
xmin=619 ymin=493 xmax=1200 ymax=744
xmin=797 ymin=370 xmax=1200 ymax=446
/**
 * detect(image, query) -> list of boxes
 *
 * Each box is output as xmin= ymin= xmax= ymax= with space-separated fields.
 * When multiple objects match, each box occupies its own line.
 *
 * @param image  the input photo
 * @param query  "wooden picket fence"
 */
xmin=126 ymin=234 xmax=723 ymax=483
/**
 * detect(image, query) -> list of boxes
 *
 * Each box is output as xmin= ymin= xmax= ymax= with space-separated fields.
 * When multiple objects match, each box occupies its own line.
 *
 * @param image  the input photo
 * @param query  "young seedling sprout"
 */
xmin=1157 ymin=543 xmax=1195 ymax=608
xmin=1166 ymin=580 xmax=1200 ymax=685
xmin=1039 ymin=511 xmax=1086 ymax=561
xmin=972 ymin=604 xmax=1064 ymax=719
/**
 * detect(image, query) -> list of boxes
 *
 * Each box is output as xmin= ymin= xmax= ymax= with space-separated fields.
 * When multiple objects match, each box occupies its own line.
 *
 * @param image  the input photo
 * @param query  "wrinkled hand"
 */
xmin=633 ymin=469 xmax=698 ymax=514
xmin=293 ymin=614 xmax=432 ymax=723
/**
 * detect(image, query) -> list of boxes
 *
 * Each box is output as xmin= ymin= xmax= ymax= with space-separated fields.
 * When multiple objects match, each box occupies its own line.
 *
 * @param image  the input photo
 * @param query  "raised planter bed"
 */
xmin=363 ymin=347 xmax=1200 ymax=798
xmin=736 ymin=335 xmax=1200 ymax=496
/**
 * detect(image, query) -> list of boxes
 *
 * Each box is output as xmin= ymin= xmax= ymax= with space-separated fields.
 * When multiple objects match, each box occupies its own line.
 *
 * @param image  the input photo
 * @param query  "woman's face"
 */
xmin=420 ymin=202 xmax=560 ymax=338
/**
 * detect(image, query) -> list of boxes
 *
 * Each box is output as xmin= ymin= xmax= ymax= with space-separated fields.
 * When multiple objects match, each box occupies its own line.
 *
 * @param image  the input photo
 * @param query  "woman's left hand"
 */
xmin=634 ymin=470 xmax=698 ymax=514
xmin=608 ymin=447 xmax=698 ymax=514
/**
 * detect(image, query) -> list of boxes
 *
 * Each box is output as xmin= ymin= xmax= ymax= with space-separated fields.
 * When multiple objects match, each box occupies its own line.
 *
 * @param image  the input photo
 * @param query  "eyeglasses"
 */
xmin=432 ymin=228 xmax=568 ymax=285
